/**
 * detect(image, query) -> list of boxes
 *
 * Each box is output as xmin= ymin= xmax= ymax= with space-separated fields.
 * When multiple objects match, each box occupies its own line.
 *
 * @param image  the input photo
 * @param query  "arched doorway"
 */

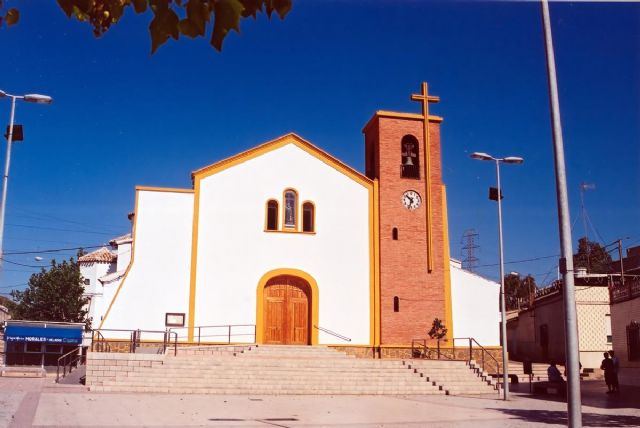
xmin=263 ymin=275 xmax=311 ymax=345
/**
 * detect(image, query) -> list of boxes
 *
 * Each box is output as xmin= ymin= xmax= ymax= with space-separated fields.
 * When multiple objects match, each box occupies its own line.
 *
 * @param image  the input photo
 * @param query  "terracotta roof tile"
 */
xmin=78 ymin=247 xmax=117 ymax=264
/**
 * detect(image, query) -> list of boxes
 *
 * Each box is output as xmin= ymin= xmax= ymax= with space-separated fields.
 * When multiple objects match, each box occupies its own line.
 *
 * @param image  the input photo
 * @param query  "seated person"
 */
xmin=547 ymin=362 xmax=564 ymax=383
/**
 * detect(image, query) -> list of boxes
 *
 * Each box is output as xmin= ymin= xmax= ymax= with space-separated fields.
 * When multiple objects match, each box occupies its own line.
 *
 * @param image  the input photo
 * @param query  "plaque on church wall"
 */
xmin=165 ymin=313 xmax=185 ymax=327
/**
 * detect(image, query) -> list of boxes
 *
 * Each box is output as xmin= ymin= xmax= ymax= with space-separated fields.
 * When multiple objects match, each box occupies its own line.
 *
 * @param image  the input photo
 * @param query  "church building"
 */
xmin=83 ymin=84 xmax=500 ymax=355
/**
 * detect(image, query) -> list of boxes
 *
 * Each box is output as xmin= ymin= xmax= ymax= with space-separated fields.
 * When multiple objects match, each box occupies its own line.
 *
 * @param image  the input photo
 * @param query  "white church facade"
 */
xmin=81 ymin=88 xmax=500 ymax=354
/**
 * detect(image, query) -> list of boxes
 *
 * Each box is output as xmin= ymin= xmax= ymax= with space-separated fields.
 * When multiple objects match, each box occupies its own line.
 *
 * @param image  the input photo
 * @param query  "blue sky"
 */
xmin=0 ymin=0 xmax=638 ymax=296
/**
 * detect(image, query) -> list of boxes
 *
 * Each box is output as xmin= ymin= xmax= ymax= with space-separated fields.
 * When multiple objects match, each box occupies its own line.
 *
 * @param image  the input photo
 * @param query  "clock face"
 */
xmin=402 ymin=190 xmax=422 ymax=210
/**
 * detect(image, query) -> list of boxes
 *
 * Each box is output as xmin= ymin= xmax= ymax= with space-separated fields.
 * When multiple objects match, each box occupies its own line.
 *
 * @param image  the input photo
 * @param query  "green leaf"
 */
xmin=265 ymin=0 xmax=291 ymax=19
xmin=240 ymin=0 xmax=262 ymax=18
xmin=5 ymin=7 xmax=19 ymax=26
xmin=149 ymin=7 xmax=180 ymax=53
xmin=185 ymin=0 xmax=210 ymax=36
xmin=178 ymin=18 xmax=198 ymax=38
xmin=131 ymin=0 xmax=147 ymax=13
xmin=211 ymin=0 xmax=244 ymax=52
xmin=56 ymin=0 xmax=74 ymax=17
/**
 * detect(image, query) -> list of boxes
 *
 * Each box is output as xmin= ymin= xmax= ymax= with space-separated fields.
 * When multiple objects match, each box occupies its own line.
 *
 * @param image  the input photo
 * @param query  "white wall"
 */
xmin=116 ymin=242 xmax=132 ymax=272
xmin=450 ymin=260 xmax=501 ymax=346
xmin=81 ymin=261 xmax=114 ymax=329
xmin=100 ymin=190 xmax=194 ymax=339
xmin=194 ymin=142 xmax=372 ymax=345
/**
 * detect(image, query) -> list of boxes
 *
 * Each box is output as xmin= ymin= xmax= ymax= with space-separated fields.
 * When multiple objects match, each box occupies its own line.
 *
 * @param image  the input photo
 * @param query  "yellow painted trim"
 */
xmin=372 ymin=180 xmax=381 ymax=347
xmin=192 ymin=133 xmax=373 ymax=189
xmin=301 ymin=200 xmax=315 ymax=233
xmin=187 ymin=177 xmax=201 ymax=342
xmin=135 ymin=185 xmax=194 ymax=194
xmin=264 ymin=230 xmax=316 ymax=235
xmin=282 ymin=188 xmax=299 ymax=231
xmin=255 ymin=268 xmax=319 ymax=345
xmin=442 ymin=185 xmax=454 ymax=342
xmin=98 ymin=190 xmax=140 ymax=329
xmin=361 ymin=110 xmax=443 ymax=134
xmin=264 ymin=199 xmax=279 ymax=231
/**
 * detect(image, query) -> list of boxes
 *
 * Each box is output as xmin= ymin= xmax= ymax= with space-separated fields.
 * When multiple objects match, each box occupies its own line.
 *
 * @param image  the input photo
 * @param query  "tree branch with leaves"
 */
xmin=0 ymin=0 xmax=293 ymax=53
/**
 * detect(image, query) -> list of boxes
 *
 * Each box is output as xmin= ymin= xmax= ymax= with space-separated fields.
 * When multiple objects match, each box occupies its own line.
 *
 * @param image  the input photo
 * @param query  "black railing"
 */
xmin=452 ymin=337 xmax=501 ymax=376
xmin=56 ymin=348 xmax=85 ymax=383
xmin=91 ymin=330 xmax=111 ymax=352
xmin=411 ymin=339 xmax=454 ymax=360
xmin=411 ymin=337 xmax=500 ymax=375
xmin=91 ymin=328 xmax=178 ymax=355
xmin=313 ymin=325 xmax=351 ymax=342
xmin=168 ymin=324 xmax=256 ymax=345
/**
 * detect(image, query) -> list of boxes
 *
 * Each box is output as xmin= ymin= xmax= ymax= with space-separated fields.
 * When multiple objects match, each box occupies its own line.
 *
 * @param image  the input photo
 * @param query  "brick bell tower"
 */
xmin=363 ymin=82 xmax=453 ymax=346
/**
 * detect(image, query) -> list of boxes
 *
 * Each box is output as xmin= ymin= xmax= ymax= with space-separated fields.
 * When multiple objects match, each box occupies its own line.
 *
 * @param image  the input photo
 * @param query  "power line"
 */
xmin=3 ymin=244 xmax=104 ymax=256
xmin=475 ymin=253 xmax=559 ymax=268
xmin=6 ymin=223 xmax=116 ymax=236
xmin=1 ymin=258 xmax=48 ymax=268
xmin=13 ymin=207 xmax=125 ymax=232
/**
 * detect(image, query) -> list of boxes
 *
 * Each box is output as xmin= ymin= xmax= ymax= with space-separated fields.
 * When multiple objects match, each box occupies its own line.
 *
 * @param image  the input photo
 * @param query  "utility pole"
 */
xmin=540 ymin=1 xmax=582 ymax=426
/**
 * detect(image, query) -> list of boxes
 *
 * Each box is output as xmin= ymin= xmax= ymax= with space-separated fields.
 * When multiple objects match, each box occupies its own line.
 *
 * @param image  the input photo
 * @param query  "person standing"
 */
xmin=600 ymin=352 xmax=615 ymax=393
xmin=609 ymin=351 xmax=620 ymax=393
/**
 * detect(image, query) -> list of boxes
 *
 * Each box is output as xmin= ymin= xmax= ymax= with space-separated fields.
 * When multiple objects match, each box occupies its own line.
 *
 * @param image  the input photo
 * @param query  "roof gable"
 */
xmin=192 ymin=133 xmax=372 ymax=188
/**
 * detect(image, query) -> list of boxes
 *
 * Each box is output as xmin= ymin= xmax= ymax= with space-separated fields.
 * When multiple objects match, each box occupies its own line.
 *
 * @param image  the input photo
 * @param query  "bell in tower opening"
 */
xmin=401 ymin=134 xmax=420 ymax=179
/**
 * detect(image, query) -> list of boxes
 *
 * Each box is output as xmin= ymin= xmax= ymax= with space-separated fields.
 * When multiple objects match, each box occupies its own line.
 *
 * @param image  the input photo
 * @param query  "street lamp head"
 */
xmin=503 ymin=156 xmax=524 ymax=164
xmin=470 ymin=152 xmax=494 ymax=161
xmin=23 ymin=94 xmax=53 ymax=104
xmin=0 ymin=90 xmax=6 ymax=98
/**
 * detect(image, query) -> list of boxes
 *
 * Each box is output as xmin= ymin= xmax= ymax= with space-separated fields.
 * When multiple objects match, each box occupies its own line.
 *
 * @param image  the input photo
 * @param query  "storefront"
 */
xmin=3 ymin=320 xmax=84 ymax=366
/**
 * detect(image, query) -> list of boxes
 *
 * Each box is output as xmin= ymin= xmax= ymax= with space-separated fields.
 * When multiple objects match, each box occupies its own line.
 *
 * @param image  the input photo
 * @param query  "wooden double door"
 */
xmin=263 ymin=275 xmax=310 ymax=345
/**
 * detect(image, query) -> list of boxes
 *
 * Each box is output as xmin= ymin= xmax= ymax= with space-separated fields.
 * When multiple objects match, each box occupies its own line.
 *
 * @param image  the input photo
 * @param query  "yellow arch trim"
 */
xmin=442 ymin=185 xmax=454 ymax=341
xmin=255 ymin=268 xmax=319 ymax=345
xmin=191 ymin=133 xmax=373 ymax=189
xmin=135 ymin=185 xmax=194 ymax=194
xmin=98 ymin=189 xmax=140 ymax=329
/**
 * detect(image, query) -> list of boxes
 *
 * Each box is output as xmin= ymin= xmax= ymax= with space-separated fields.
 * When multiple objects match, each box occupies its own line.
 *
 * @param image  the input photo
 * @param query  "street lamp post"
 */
xmin=471 ymin=151 xmax=523 ymax=401
xmin=0 ymin=90 xmax=52 ymax=269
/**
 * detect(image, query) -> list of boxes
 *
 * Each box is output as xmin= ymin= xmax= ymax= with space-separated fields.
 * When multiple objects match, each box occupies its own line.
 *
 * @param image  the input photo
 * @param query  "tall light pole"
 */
xmin=471 ymin=151 xmax=523 ymax=400
xmin=0 ymin=90 xmax=53 ymax=269
xmin=540 ymin=1 xmax=582 ymax=426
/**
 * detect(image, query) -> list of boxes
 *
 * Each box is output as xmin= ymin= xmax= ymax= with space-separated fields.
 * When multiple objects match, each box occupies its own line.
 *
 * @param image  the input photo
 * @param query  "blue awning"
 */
xmin=4 ymin=322 xmax=84 ymax=345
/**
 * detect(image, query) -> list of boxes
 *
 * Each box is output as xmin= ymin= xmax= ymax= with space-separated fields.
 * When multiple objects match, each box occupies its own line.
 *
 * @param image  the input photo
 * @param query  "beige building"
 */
xmin=507 ymin=275 xmax=612 ymax=369
xmin=0 ymin=305 xmax=10 ymax=323
xmin=609 ymin=274 xmax=640 ymax=385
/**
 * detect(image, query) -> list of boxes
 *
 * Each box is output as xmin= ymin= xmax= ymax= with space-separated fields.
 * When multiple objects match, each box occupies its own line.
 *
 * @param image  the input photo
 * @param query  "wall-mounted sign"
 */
xmin=165 ymin=313 xmax=185 ymax=327
xmin=4 ymin=322 xmax=84 ymax=345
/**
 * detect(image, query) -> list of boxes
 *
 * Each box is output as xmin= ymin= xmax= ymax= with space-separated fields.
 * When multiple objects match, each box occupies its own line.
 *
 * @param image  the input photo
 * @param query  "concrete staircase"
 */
xmin=506 ymin=361 xmax=564 ymax=383
xmin=87 ymin=345 xmax=500 ymax=396
xmin=405 ymin=359 xmax=499 ymax=395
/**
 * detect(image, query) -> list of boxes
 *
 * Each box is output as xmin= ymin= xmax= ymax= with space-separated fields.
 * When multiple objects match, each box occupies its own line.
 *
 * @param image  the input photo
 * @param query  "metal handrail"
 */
xmin=168 ymin=324 xmax=256 ymax=345
xmin=452 ymin=337 xmax=501 ymax=376
xmin=91 ymin=330 xmax=111 ymax=352
xmin=313 ymin=325 xmax=351 ymax=342
xmin=92 ymin=328 xmax=174 ymax=354
xmin=411 ymin=339 xmax=454 ymax=360
xmin=164 ymin=330 xmax=178 ymax=356
xmin=56 ymin=348 xmax=85 ymax=383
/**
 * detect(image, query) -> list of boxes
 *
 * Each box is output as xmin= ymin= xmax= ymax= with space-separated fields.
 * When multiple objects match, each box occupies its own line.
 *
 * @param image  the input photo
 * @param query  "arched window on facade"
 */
xmin=266 ymin=200 xmax=279 ymax=231
xmin=400 ymin=134 xmax=420 ymax=179
xmin=283 ymin=189 xmax=298 ymax=229
xmin=302 ymin=202 xmax=315 ymax=233
xmin=393 ymin=296 xmax=400 ymax=312
xmin=392 ymin=227 xmax=398 ymax=240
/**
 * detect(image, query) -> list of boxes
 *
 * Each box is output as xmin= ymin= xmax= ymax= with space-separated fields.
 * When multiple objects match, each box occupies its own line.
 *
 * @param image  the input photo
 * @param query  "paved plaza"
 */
xmin=1 ymin=378 xmax=638 ymax=427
